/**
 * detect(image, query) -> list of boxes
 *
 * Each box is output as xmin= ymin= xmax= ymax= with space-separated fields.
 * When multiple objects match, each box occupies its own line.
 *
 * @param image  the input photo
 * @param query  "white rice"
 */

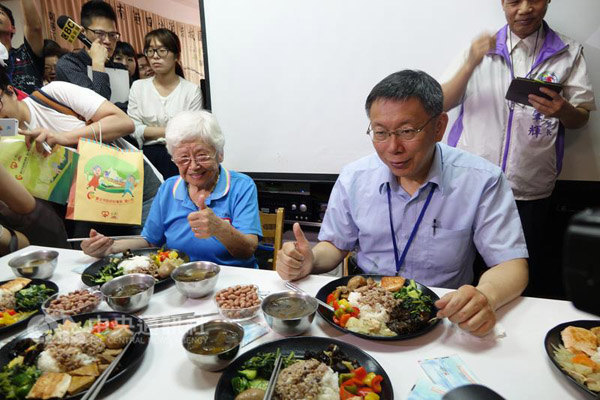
xmin=37 ymin=351 xmax=61 ymax=372
xmin=317 ymin=367 xmax=339 ymax=400
xmin=119 ymin=256 xmax=152 ymax=274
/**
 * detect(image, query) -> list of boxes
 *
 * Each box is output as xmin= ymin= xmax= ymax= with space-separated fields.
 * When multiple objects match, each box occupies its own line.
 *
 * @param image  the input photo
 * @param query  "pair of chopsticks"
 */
xmin=67 ymin=235 xmax=146 ymax=243
xmin=285 ymin=281 xmax=334 ymax=312
xmin=264 ymin=352 xmax=283 ymax=400
xmin=141 ymin=311 xmax=219 ymax=329
xmin=81 ymin=339 xmax=134 ymax=400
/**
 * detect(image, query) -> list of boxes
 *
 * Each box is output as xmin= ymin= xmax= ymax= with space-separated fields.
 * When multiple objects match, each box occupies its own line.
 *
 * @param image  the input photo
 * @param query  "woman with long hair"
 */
xmin=128 ymin=29 xmax=202 ymax=179
xmin=112 ymin=41 xmax=139 ymax=85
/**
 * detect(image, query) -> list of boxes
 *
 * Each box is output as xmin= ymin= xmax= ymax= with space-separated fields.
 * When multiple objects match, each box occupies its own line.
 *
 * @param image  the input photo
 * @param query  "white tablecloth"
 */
xmin=0 ymin=245 xmax=596 ymax=400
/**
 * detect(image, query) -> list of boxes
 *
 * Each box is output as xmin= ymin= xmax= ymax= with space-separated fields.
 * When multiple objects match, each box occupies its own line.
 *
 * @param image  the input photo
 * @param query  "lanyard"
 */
xmin=387 ymin=183 xmax=435 ymax=276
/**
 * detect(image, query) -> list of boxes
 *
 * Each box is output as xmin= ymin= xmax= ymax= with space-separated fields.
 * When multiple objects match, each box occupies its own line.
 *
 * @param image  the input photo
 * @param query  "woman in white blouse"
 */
xmin=128 ymin=29 xmax=203 ymax=178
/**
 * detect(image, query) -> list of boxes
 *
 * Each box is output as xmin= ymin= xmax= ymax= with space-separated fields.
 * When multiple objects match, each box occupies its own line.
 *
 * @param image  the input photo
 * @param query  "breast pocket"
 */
xmin=425 ymin=226 xmax=473 ymax=274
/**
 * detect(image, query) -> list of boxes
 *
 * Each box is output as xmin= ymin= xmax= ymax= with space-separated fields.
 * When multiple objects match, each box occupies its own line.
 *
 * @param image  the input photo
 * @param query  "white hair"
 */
xmin=165 ymin=110 xmax=225 ymax=157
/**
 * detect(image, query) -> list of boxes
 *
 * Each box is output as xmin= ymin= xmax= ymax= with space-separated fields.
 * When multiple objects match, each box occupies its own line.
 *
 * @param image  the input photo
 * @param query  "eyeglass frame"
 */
xmin=144 ymin=47 xmax=170 ymax=58
xmin=366 ymin=113 xmax=440 ymax=142
xmin=84 ymin=27 xmax=121 ymax=41
xmin=171 ymin=152 xmax=217 ymax=167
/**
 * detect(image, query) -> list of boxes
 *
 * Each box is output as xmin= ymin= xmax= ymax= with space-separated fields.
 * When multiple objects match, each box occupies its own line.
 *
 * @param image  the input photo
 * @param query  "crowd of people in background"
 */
xmin=0 ymin=0 xmax=205 ymax=254
xmin=0 ymin=0 xmax=595 ymax=337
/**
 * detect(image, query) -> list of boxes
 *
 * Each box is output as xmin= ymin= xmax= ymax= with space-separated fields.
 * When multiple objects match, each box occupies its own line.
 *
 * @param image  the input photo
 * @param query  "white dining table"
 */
xmin=0 ymin=245 xmax=596 ymax=400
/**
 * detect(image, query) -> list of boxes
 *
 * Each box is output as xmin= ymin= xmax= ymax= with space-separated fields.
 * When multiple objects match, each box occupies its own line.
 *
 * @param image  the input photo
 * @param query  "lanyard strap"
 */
xmin=387 ymin=183 xmax=435 ymax=276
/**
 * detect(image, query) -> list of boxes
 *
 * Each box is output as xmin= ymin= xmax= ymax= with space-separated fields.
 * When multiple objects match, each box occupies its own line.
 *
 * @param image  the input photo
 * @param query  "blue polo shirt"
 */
xmin=319 ymin=143 xmax=528 ymax=289
xmin=141 ymin=166 xmax=262 ymax=268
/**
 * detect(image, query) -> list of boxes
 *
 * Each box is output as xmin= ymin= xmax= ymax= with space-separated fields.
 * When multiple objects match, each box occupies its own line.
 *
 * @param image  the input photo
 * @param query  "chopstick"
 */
xmin=285 ymin=281 xmax=334 ymax=312
xmin=263 ymin=352 xmax=283 ymax=400
xmin=67 ymin=235 xmax=146 ymax=242
xmin=22 ymin=121 xmax=52 ymax=154
xmin=143 ymin=312 xmax=219 ymax=329
xmin=81 ymin=338 xmax=134 ymax=400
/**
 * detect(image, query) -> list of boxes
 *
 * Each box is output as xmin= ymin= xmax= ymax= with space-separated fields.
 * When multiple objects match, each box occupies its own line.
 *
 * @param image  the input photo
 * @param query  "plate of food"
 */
xmin=81 ymin=247 xmax=189 ymax=291
xmin=545 ymin=319 xmax=600 ymax=397
xmin=0 ymin=278 xmax=58 ymax=335
xmin=0 ymin=311 xmax=150 ymax=399
xmin=315 ymin=275 xmax=440 ymax=341
xmin=215 ymin=336 xmax=394 ymax=400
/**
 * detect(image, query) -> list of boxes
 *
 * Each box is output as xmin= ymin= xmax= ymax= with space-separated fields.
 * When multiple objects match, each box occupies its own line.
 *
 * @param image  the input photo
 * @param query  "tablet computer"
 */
xmin=505 ymin=77 xmax=562 ymax=106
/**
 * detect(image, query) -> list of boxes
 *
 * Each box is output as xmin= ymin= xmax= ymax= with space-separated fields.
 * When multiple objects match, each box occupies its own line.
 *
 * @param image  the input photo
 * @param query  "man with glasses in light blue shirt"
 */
xmin=276 ymin=70 xmax=529 ymax=336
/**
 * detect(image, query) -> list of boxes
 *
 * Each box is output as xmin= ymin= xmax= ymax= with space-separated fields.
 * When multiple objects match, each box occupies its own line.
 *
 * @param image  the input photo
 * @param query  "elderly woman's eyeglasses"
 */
xmin=367 ymin=114 xmax=439 ymax=142
xmin=145 ymin=47 xmax=170 ymax=58
xmin=172 ymin=153 xmax=216 ymax=167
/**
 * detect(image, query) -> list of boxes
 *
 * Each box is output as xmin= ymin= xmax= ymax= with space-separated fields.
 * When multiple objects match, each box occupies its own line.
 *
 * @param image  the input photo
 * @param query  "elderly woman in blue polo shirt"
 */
xmin=81 ymin=110 xmax=262 ymax=268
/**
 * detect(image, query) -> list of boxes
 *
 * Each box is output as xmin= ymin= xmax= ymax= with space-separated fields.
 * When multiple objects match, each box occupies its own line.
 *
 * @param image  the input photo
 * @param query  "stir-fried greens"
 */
xmin=15 ymin=285 xmax=55 ymax=312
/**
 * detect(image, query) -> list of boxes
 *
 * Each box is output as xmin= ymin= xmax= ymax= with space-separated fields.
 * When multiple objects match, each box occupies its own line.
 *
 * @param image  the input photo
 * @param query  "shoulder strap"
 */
xmin=29 ymin=89 xmax=87 ymax=122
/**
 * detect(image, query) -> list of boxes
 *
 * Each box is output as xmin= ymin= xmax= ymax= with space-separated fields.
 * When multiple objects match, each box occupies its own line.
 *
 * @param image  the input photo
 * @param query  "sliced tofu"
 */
xmin=381 ymin=276 xmax=406 ymax=292
xmin=561 ymin=326 xmax=598 ymax=356
xmin=26 ymin=372 xmax=71 ymax=399
xmin=103 ymin=349 xmax=123 ymax=357
xmin=67 ymin=376 xmax=96 ymax=396
xmin=1 ymin=278 xmax=32 ymax=293
xmin=68 ymin=363 xmax=99 ymax=377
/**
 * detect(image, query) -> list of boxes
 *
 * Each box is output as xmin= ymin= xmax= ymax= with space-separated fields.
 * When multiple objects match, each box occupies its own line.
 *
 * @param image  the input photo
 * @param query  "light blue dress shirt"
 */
xmin=142 ymin=166 xmax=262 ymax=268
xmin=319 ymin=143 xmax=528 ymax=289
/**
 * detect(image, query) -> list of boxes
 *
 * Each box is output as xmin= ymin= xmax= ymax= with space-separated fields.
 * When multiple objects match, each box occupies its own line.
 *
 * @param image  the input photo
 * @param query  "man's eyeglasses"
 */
xmin=145 ymin=47 xmax=170 ymax=58
xmin=172 ymin=153 xmax=216 ymax=167
xmin=366 ymin=114 xmax=439 ymax=142
xmin=85 ymin=28 xmax=120 ymax=41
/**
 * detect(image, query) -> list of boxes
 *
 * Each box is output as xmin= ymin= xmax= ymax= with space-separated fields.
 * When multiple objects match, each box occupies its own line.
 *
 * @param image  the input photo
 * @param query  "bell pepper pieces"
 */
xmin=353 ymin=366 xmax=367 ymax=381
xmin=371 ymin=374 xmax=383 ymax=393
xmin=364 ymin=393 xmax=380 ymax=400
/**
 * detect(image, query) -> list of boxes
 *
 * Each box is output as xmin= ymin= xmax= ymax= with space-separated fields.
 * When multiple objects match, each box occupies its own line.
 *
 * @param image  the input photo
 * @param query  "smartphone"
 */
xmin=0 ymin=118 xmax=18 ymax=137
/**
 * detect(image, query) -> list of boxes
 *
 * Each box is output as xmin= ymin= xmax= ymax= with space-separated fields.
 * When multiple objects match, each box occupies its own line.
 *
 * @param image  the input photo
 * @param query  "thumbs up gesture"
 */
xmin=276 ymin=223 xmax=314 ymax=281
xmin=188 ymin=193 xmax=221 ymax=239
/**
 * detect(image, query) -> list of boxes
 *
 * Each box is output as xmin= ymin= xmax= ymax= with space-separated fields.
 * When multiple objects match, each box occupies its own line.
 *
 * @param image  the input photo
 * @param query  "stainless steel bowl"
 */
xmin=261 ymin=291 xmax=318 ymax=336
xmin=8 ymin=250 xmax=58 ymax=279
xmin=171 ymin=261 xmax=220 ymax=298
xmin=101 ymin=273 xmax=155 ymax=313
xmin=182 ymin=319 xmax=244 ymax=371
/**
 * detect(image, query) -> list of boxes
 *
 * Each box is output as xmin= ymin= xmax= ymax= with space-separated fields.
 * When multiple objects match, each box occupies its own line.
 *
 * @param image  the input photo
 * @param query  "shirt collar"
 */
xmin=172 ymin=165 xmax=231 ymax=207
xmin=508 ymin=25 xmax=545 ymax=55
xmin=377 ymin=144 xmax=443 ymax=196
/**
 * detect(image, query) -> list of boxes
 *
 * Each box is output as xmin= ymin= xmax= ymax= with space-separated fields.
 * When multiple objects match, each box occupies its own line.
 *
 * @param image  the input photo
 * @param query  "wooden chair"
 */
xmin=259 ymin=208 xmax=285 ymax=270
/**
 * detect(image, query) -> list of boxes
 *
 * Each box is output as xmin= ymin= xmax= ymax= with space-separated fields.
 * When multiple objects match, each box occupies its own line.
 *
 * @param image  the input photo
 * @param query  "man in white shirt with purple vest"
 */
xmin=441 ymin=0 xmax=596 ymax=297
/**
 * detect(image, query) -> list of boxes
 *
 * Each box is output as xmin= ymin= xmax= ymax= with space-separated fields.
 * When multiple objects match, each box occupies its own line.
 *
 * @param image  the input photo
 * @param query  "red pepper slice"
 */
xmin=340 ymin=313 xmax=352 ymax=327
xmin=6 ymin=309 xmax=16 ymax=316
xmin=353 ymin=366 xmax=367 ymax=381
xmin=340 ymin=386 xmax=356 ymax=400
xmin=333 ymin=300 xmax=340 ymax=310
xmin=358 ymin=387 xmax=375 ymax=396
xmin=371 ymin=375 xmax=383 ymax=393
xmin=333 ymin=316 xmax=340 ymax=326
xmin=326 ymin=293 xmax=336 ymax=305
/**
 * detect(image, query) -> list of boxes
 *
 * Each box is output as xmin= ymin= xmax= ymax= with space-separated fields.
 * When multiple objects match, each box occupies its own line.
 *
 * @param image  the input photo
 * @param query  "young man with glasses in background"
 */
xmin=55 ymin=0 xmax=127 ymax=103
xmin=276 ymin=70 xmax=529 ymax=337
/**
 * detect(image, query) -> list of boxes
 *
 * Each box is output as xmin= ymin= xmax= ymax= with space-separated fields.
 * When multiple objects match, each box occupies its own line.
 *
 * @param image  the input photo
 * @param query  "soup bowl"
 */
xmin=182 ymin=319 xmax=244 ymax=371
xmin=261 ymin=291 xmax=318 ymax=336
xmin=101 ymin=273 xmax=155 ymax=313
xmin=171 ymin=261 xmax=220 ymax=298
xmin=8 ymin=250 xmax=58 ymax=279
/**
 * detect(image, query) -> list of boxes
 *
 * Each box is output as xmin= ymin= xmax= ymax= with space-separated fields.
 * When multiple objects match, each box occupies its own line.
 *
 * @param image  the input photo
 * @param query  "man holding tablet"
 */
xmin=441 ymin=0 xmax=596 ymax=297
